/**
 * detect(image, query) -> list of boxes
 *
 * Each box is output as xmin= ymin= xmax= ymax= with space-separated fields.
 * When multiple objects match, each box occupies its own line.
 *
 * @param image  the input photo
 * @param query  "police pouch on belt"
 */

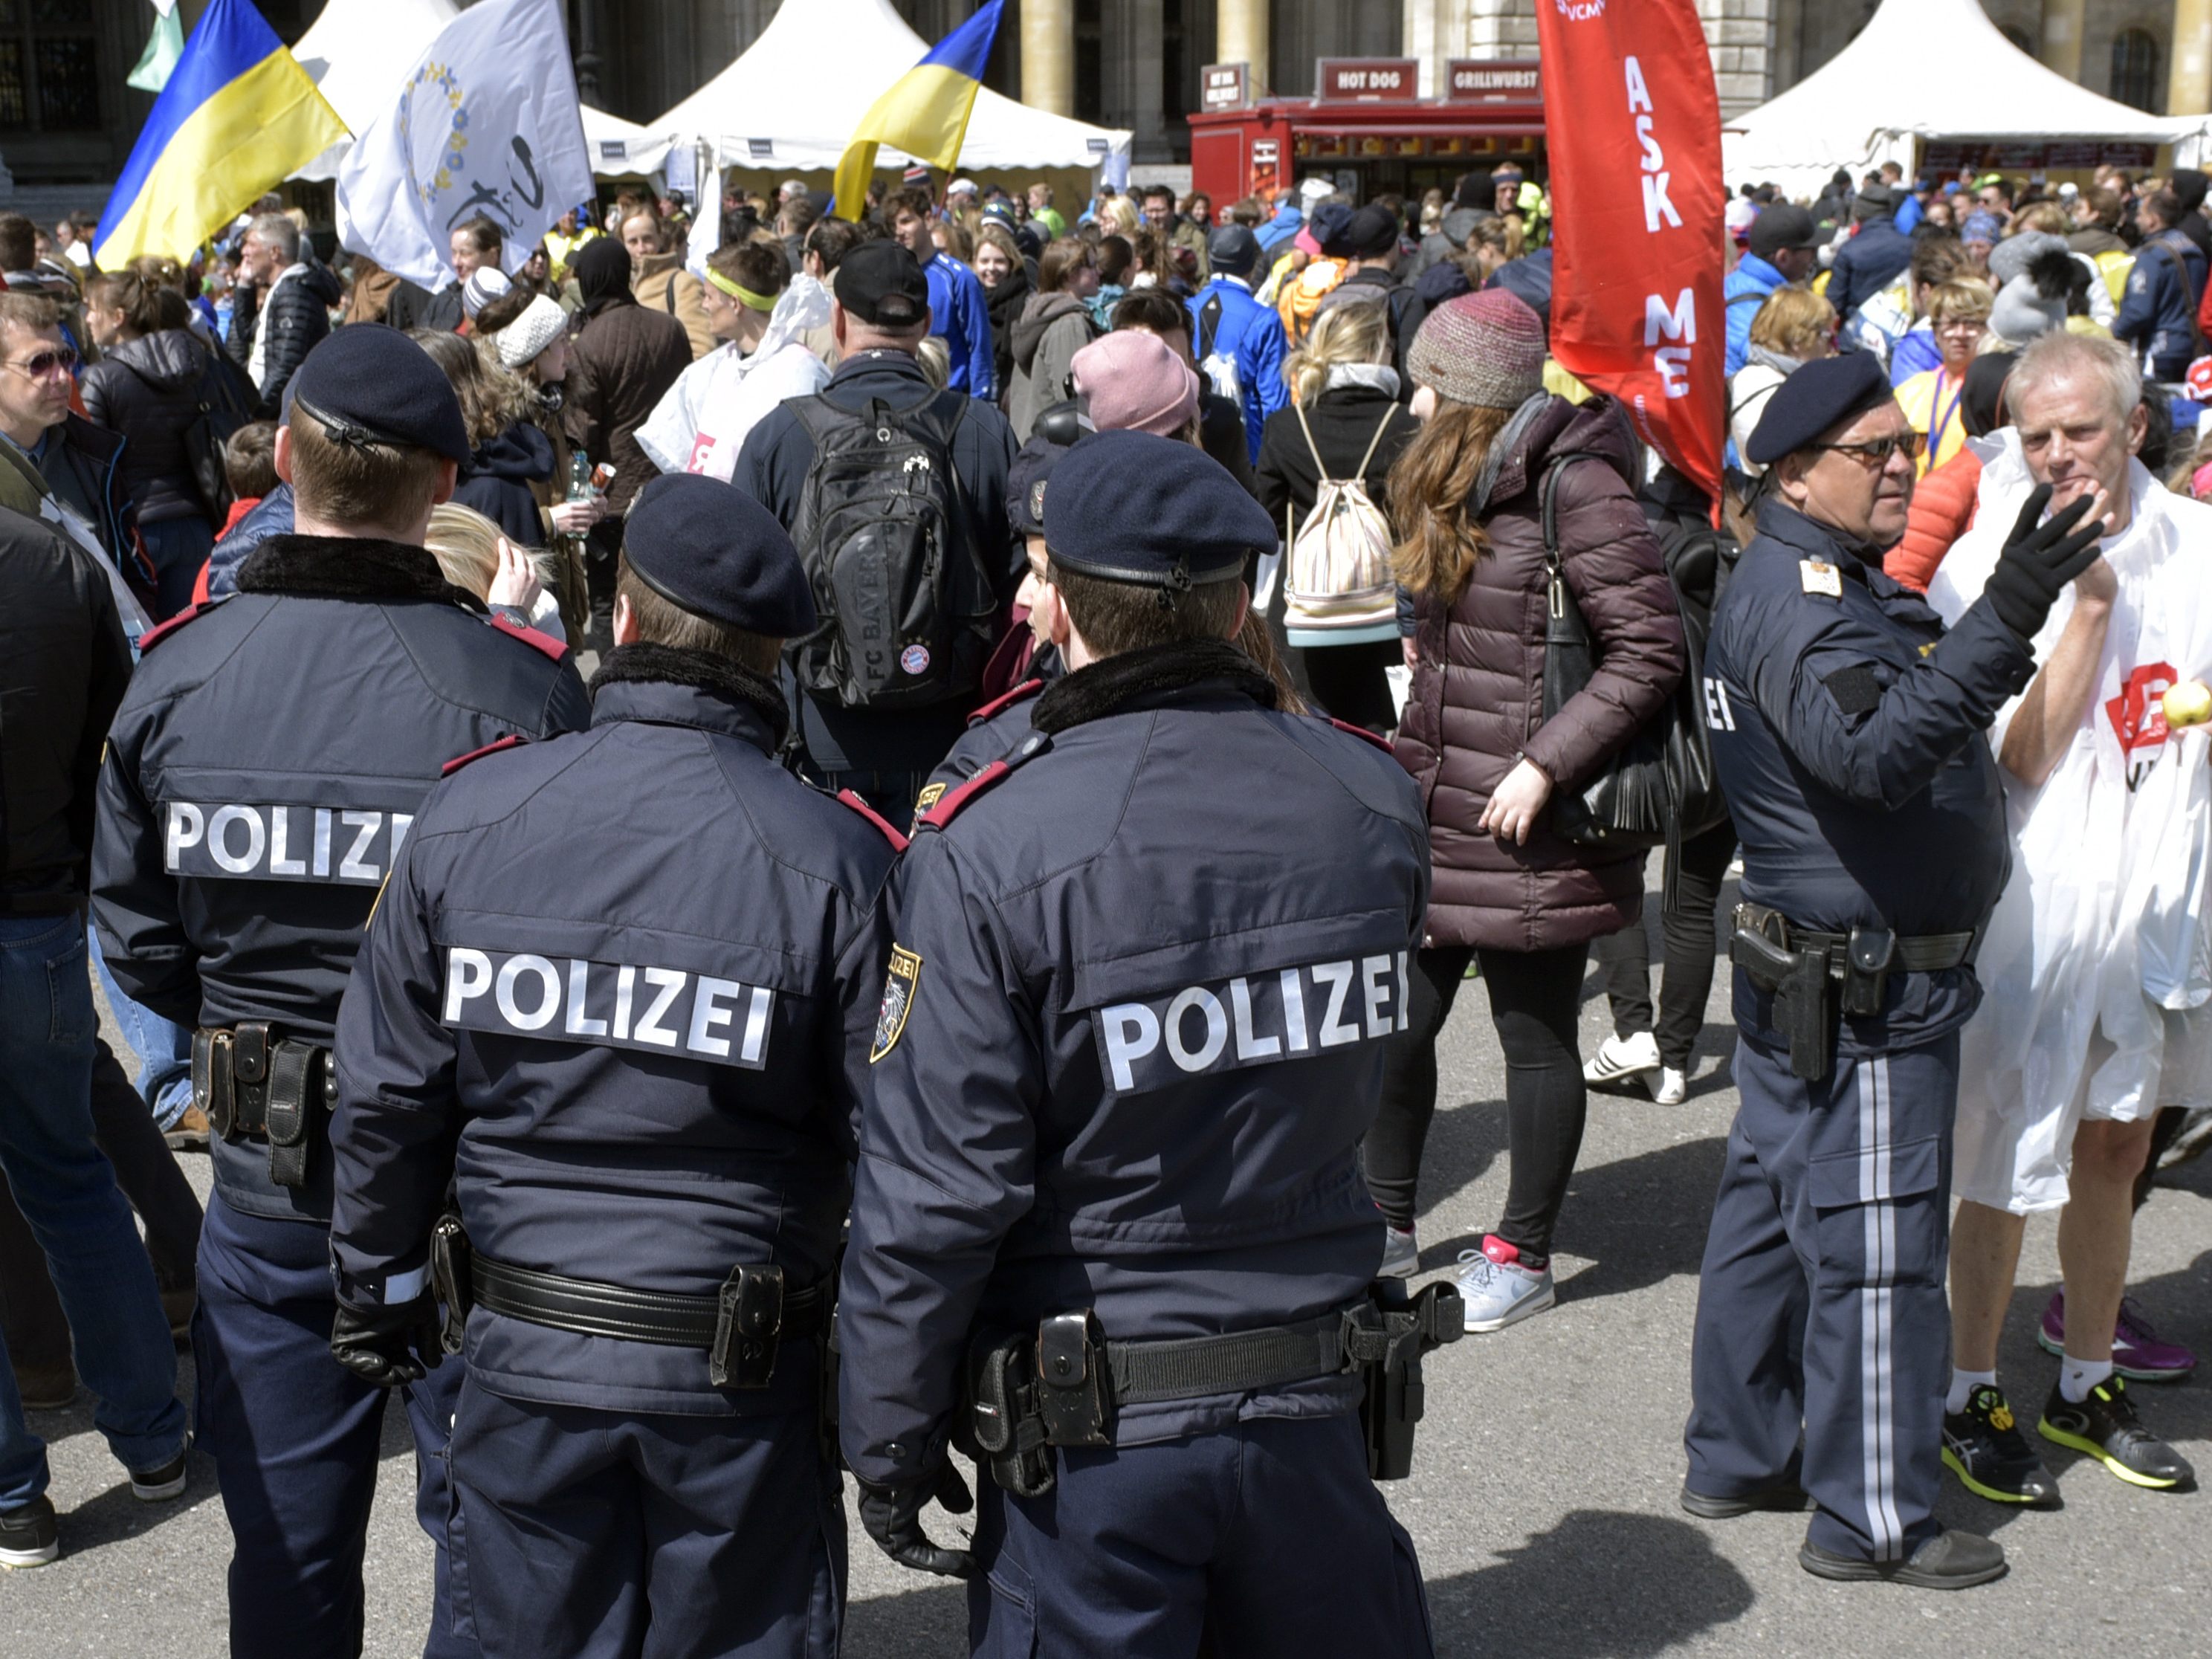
xmin=960 ymin=1278 xmax=1464 ymax=1497
xmin=192 ymin=1022 xmax=335 ymax=1189
xmin=1728 ymin=903 xmax=1975 ymax=1081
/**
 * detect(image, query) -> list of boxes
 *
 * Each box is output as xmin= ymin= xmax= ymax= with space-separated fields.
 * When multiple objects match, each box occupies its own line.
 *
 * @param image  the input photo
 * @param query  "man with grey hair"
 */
xmin=1928 ymin=329 xmax=2204 ymax=1509
xmin=225 ymin=212 xmax=335 ymax=416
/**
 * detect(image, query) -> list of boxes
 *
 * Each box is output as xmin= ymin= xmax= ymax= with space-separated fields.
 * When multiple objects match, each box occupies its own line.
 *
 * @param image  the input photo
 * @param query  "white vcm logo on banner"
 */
xmin=1627 ymin=55 xmax=1695 ymax=400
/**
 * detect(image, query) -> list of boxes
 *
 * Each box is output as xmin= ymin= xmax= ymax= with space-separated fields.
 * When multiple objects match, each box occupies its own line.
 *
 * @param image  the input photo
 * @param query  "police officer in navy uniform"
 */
xmin=92 ymin=326 xmax=589 ymax=1656
xmin=839 ymin=430 xmax=1443 ymax=1655
xmin=1684 ymin=352 xmax=2108 ymax=1589
xmin=326 ymin=473 xmax=899 ymax=1658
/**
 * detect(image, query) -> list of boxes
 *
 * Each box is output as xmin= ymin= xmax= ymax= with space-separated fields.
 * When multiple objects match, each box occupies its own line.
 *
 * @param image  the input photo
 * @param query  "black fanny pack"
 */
xmin=961 ymin=1279 xmax=1463 ymax=1497
xmin=192 ymin=1022 xmax=332 ymax=1189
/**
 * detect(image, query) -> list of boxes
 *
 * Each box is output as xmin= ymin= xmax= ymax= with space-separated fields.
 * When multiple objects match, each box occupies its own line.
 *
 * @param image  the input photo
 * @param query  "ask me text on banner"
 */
xmin=1534 ymin=0 xmax=1726 ymax=505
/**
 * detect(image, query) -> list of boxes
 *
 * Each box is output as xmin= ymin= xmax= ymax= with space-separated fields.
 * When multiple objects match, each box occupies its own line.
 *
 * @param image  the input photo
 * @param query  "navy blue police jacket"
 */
xmin=1702 ymin=499 xmax=2035 ymax=1055
xmin=838 ymin=655 xmax=1431 ymax=1490
xmin=91 ymin=536 xmax=591 ymax=1225
xmin=329 ymin=647 xmax=899 ymax=1417
xmin=911 ymin=677 xmax=1047 ymax=824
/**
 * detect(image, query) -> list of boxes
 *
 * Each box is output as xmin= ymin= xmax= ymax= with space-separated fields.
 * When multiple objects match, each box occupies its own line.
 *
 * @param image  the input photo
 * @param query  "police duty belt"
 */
xmin=192 ymin=1023 xmax=333 ymax=1189
xmin=466 ymin=1252 xmax=826 ymax=1391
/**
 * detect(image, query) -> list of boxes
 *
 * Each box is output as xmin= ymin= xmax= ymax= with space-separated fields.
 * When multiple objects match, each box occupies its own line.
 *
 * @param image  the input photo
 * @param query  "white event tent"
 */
xmin=1723 ymin=0 xmax=2212 ymax=198
xmin=289 ymin=0 xmax=673 ymax=182
xmin=650 ymin=0 xmax=1131 ymax=187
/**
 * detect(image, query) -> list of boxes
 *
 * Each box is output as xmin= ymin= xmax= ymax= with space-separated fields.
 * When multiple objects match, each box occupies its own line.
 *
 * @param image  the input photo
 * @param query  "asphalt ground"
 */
xmin=6 ymin=911 xmax=2209 ymax=1658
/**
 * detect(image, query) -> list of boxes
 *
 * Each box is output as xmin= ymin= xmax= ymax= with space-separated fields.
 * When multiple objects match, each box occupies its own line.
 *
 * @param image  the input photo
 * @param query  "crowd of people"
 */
xmin=0 ymin=140 xmax=2207 ymax=1658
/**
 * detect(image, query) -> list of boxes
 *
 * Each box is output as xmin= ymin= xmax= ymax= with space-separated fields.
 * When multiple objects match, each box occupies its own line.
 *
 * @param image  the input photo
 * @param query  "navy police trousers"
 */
xmin=1684 ymin=1034 xmax=1957 ymax=1562
xmin=971 ymin=1413 xmax=1433 ymax=1659
xmin=195 ymin=1191 xmax=473 ymax=1658
xmin=449 ymin=1379 xmax=844 ymax=1659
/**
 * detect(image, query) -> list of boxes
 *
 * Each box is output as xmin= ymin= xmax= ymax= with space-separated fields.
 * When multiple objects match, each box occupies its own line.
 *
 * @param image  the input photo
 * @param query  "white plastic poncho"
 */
xmin=635 ymin=275 xmax=833 ymax=483
xmin=1928 ymin=434 xmax=2212 ymax=1214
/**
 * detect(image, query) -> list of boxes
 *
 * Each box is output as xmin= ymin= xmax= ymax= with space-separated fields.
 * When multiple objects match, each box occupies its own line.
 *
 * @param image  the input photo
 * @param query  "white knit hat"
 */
xmin=461 ymin=265 xmax=513 ymax=321
xmin=495 ymin=294 xmax=569 ymax=369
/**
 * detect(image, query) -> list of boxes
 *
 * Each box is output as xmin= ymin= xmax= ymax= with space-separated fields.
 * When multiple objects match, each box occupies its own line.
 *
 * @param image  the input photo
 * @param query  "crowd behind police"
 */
xmin=0 ymin=147 xmax=2206 ymax=1652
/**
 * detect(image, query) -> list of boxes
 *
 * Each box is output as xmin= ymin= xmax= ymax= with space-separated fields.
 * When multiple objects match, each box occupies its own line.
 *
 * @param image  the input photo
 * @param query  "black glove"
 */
xmin=330 ymin=1297 xmax=443 ymax=1389
xmin=1982 ymin=483 xmax=2106 ymax=641
xmin=856 ymin=1461 xmax=977 ymax=1579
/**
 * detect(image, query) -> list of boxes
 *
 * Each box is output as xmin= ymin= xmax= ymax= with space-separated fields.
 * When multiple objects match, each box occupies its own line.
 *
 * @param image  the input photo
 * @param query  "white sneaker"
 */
xmin=1380 ymin=1225 xmax=1420 ymax=1278
xmin=1652 ymin=1066 xmax=1687 ymax=1105
xmin=1455 ymin=1239 xmax=1556 ymax=1333
xmin=1584 ymin=1030 xmax=1660 ymax=1087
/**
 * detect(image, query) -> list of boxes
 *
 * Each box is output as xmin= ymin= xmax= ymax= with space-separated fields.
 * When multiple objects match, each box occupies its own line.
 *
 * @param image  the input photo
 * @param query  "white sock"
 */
xmin=1947 ymin=1368 xmax=1996 ymax=1414
xmin=2060 ymin=1354 xmax=2115 ymax=1403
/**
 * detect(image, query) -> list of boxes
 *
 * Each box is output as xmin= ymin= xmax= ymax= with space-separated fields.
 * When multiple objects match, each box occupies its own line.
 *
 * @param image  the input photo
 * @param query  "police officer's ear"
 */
xmin=430 ymin=457 xmax=459 ymax=508
xmin=272 ymin=422 xmax=297 ymax=487
xmin=610 ymin=591 xmax=640 ymax=647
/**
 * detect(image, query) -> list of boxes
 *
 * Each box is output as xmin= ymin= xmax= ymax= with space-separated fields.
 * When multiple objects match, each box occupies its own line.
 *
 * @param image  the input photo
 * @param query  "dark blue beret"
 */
xmin=1006 ymin=433 xmax=1071 ymax=537
xmin=1746 ymin=349 xmax=1896 ymax=465
xmin=621 ymin=473 xmax=816 ymax=636
xmin=285 ymin=324 xmax=470 ymax=465
xmin=1044 ymin=430 xmax=1274 ymax=588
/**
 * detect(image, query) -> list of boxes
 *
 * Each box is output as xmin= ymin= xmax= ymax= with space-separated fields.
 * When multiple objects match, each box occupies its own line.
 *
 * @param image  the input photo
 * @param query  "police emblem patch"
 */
xmin=870 ymin=945 xmax=923 ymax=1063
xmin=915 ymin=781 xmax=946 ymax=812
xmin=1029 ymin=479 xmax=1047 ymax=521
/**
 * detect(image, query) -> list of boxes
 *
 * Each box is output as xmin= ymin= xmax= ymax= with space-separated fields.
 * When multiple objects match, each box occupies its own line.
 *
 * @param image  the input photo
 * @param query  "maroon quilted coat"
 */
xmin=1392 ymin=395 xmax=1684 ymax=953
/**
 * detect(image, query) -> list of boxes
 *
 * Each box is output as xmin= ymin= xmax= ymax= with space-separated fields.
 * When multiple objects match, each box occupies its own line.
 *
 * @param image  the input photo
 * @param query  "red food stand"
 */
xmin=1188 ymin=58 xmax=1547 ymax=210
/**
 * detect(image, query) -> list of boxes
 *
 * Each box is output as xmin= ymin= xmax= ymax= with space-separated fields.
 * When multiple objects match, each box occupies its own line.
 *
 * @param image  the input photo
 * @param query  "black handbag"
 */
xmin=1536 ymin=451 xmax=1727 ymax=857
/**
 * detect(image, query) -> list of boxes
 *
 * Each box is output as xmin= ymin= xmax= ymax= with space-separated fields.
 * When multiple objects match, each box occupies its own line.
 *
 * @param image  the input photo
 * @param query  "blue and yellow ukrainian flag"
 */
xmin=833 ymin=0 xmax=1006 ymax=221
xmin=95 ymin=0 xmax=347 ymax=268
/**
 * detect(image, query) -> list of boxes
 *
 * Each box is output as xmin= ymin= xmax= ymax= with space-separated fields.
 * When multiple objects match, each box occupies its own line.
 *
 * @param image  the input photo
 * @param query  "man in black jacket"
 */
xmin=0 ymin=447 xmax=192 ymax=1571
xmin=226 ymin=213 xmax=336 ymax=417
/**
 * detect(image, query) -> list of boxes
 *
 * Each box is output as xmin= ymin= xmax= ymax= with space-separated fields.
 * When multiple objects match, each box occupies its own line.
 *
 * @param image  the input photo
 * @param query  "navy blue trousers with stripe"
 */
xmin=1684 ymin=1033 xmax=1956 ymax=1562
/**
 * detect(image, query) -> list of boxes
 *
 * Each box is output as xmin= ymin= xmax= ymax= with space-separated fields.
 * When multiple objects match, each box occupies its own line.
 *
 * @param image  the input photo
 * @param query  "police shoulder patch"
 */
xmin=870 ymin=945 xmax=922 ymax=1063
xmin=136 ymin=594 xmax=233 ymax=653
xmin=967 ymin=678 xmax=1045 ymax=727
xmin=835 ymin=788 xmax=911 ymax=852
xmin=1326 ymin=716 xmax=1393 ymax=754
xmin=442 ymin=734 xmax=530 ymax=776
xmin=487 ymin=612 xmax=570 ymax=662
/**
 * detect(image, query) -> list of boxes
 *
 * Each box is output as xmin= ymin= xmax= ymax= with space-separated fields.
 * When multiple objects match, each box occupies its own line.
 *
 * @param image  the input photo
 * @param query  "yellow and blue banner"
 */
xmin=95 ymin=0 xmax=347 ymax=268
xmin=833 ymin=0 xmax=1005 ymax=221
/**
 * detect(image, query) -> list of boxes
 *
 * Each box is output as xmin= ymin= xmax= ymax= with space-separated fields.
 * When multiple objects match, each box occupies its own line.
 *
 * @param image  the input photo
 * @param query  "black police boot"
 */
xmin=1799 ymin=1528 xmax=2008 ymax=1590
xmin=1943 ymin=1384 xmax=2061 ymax=1509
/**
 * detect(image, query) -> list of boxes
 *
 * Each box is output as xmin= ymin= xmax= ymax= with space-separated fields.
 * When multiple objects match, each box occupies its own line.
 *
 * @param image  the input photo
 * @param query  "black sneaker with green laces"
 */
xmin=2039 ymin=1374 xmax=2197 ymax=1491
xmin=1943 ymin=1385 xmax=2061 ymax=1508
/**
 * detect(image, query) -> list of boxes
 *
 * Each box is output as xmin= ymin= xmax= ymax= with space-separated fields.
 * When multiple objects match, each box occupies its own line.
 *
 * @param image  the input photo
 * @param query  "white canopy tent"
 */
xmin=651 ymin=0 xmax=1131 ymax=187
xmin=1723 ymin=0 xmax=2212 ymax=199
xmin=290 ymin=0 xmax=670 ymax=182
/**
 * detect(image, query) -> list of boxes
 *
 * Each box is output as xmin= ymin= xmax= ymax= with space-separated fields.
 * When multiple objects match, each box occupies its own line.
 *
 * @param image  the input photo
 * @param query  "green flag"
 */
xmin=127 ymin=1 xmax=184 ymax=94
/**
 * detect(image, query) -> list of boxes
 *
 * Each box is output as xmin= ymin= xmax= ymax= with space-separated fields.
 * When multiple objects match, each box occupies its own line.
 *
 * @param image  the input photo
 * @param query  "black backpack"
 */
xmin=175 ymin=343 xmax=256 ymax=520
xmin=786 ymin=387 xmax=997 ymax=710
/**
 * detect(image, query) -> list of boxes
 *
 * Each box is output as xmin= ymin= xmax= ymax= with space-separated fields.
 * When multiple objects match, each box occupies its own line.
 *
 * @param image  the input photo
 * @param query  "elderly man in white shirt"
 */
xmin=1927 ymin=330 xmax=2203 ymax=1510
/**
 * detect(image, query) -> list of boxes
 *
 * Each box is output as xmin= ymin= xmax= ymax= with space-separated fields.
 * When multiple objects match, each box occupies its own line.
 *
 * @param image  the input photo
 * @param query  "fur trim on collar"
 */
xmin=588 ymin=643 xmax=789 ymax=747
xmin=1032 ymin=638 xmax=1277 ymax=735
xmin=235 ymin=534 xmax=483 ymax=609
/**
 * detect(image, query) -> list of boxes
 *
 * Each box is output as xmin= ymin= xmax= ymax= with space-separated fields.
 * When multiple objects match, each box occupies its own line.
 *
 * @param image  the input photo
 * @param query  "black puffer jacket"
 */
xmin=226 ymin=261 xmax=341 ymax=415
xmin=80 ymin=329 xmax=218 ymax=526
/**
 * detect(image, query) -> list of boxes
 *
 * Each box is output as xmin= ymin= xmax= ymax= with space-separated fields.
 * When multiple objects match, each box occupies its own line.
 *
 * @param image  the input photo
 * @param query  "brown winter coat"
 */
xmin=632 ymin=250 xmax=717 ymax=360
xmin=563 ymin=301 xmax=692 ymax=515
xmin=1391 ymin=395 xmax=1685 ymax=953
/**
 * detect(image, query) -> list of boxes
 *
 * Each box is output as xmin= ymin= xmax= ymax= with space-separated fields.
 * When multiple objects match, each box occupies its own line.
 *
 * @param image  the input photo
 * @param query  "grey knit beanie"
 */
xmin=1406 ymin=289 xmax=1547 ymax=410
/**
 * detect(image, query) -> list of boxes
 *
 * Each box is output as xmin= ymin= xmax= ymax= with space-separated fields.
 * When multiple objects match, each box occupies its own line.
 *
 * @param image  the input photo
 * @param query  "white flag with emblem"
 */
xmin=334 ymin=0 xmax=592 ymax=291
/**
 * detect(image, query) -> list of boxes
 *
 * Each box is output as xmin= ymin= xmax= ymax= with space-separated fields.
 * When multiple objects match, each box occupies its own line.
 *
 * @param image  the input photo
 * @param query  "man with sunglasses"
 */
xmin=1681 ymin=350 xmax=2108 ymax=1591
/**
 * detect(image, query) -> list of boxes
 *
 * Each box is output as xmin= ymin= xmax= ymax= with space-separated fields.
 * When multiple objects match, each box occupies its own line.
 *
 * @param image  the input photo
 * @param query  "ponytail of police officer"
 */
xmin=1682 ymin=349 xmax=2108 ymax=1591
xmin=326 ymin=473 xmax=900 ymax=1658
xmin=838 ymin=430 xmax=1444 ymax=1655
xmin=91 ymin=325 xmax=590 ymax=1657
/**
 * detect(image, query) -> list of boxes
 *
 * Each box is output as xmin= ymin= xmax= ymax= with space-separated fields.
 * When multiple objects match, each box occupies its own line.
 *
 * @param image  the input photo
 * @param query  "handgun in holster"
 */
xmin=428 ymin=1209 xmax=473 ymax=1355
xmin=962 ymin=1328 xmax=1057 ymax=1498
xmin=1351 ymin=1278 xmax=1465 ymax=1481
xmin=1730 ymin=905 xmax=1836 ymax=1082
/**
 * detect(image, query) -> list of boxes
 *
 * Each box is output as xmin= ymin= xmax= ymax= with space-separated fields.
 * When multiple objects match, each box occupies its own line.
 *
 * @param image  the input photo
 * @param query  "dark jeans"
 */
xmin=1292 ymin=639 xmax=1401 ymax=735
xmin=1368 ymin=940 xmax=1588 ymax=1259
xmin=0 ymin=1035 xmax=203 ymax=1374
xmin=1590 ymin=817 xmax=1736 ymax=1072
xmin=140 ymin=513 xmax=216 ymax=620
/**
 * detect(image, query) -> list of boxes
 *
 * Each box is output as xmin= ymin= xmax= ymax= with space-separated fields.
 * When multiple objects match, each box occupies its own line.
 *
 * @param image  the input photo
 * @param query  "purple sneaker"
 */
xmin=2038 ymin=1292 xmax=2197 ymax=1382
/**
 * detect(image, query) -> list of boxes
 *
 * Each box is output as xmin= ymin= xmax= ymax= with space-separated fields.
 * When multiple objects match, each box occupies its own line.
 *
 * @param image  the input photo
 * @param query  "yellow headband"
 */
xmin=705 ymin=266 xmax=778 ymax=313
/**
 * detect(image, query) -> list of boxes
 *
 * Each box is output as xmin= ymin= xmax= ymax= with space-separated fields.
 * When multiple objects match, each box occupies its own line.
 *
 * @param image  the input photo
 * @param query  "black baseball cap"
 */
xmin=1747 ymin=203 xmax=1817 ymax=261
xmin=832 ymin=239 xmax=930 ymax=328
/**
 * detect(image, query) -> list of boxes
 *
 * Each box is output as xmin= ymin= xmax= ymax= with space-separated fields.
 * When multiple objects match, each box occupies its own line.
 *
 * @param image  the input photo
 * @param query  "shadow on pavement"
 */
xmin=844 ymin=1578 xmax=968 ymax=1656
xmin=1396 ymin=1089 xmax=1510 ymax=1246
xmin=1427 ymin=1508 xmax=1755 ymax=1658
xmin=44 ymin=1448 xmax=222 ymax=1559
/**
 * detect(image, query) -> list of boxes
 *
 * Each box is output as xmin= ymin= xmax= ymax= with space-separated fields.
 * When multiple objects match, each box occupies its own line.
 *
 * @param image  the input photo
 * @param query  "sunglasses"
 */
xmin=4 ymin=346 xmax=77 ymax=380
xmin=1812 ymin=431 xmax=1923 ymax=468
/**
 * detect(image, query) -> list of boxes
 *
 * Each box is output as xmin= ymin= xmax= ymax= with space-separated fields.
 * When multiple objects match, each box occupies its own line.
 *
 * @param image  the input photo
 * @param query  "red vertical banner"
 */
xmin=1534 ymin=0 xmax=1727 ymax=505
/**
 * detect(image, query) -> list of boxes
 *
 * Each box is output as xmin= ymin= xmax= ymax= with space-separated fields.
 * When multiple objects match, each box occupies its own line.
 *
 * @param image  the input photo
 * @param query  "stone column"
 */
xmin=2038 ymin=0 xmax=2087 ymax=81
xmin=1022 ymin=0 xmax=1074 ymax=115
xmin=1217 ymin=0 xmax=1269 ymax=95
xmin=2172 ymin=0 xmax=2212 ymax=115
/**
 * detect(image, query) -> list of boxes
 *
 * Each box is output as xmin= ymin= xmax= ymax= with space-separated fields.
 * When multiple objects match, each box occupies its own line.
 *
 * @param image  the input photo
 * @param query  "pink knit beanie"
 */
xmin=1071 ymin=330 xmax=1200 ymax=436
xmin=1406 ymin=289 xmax=1547 ymax=411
